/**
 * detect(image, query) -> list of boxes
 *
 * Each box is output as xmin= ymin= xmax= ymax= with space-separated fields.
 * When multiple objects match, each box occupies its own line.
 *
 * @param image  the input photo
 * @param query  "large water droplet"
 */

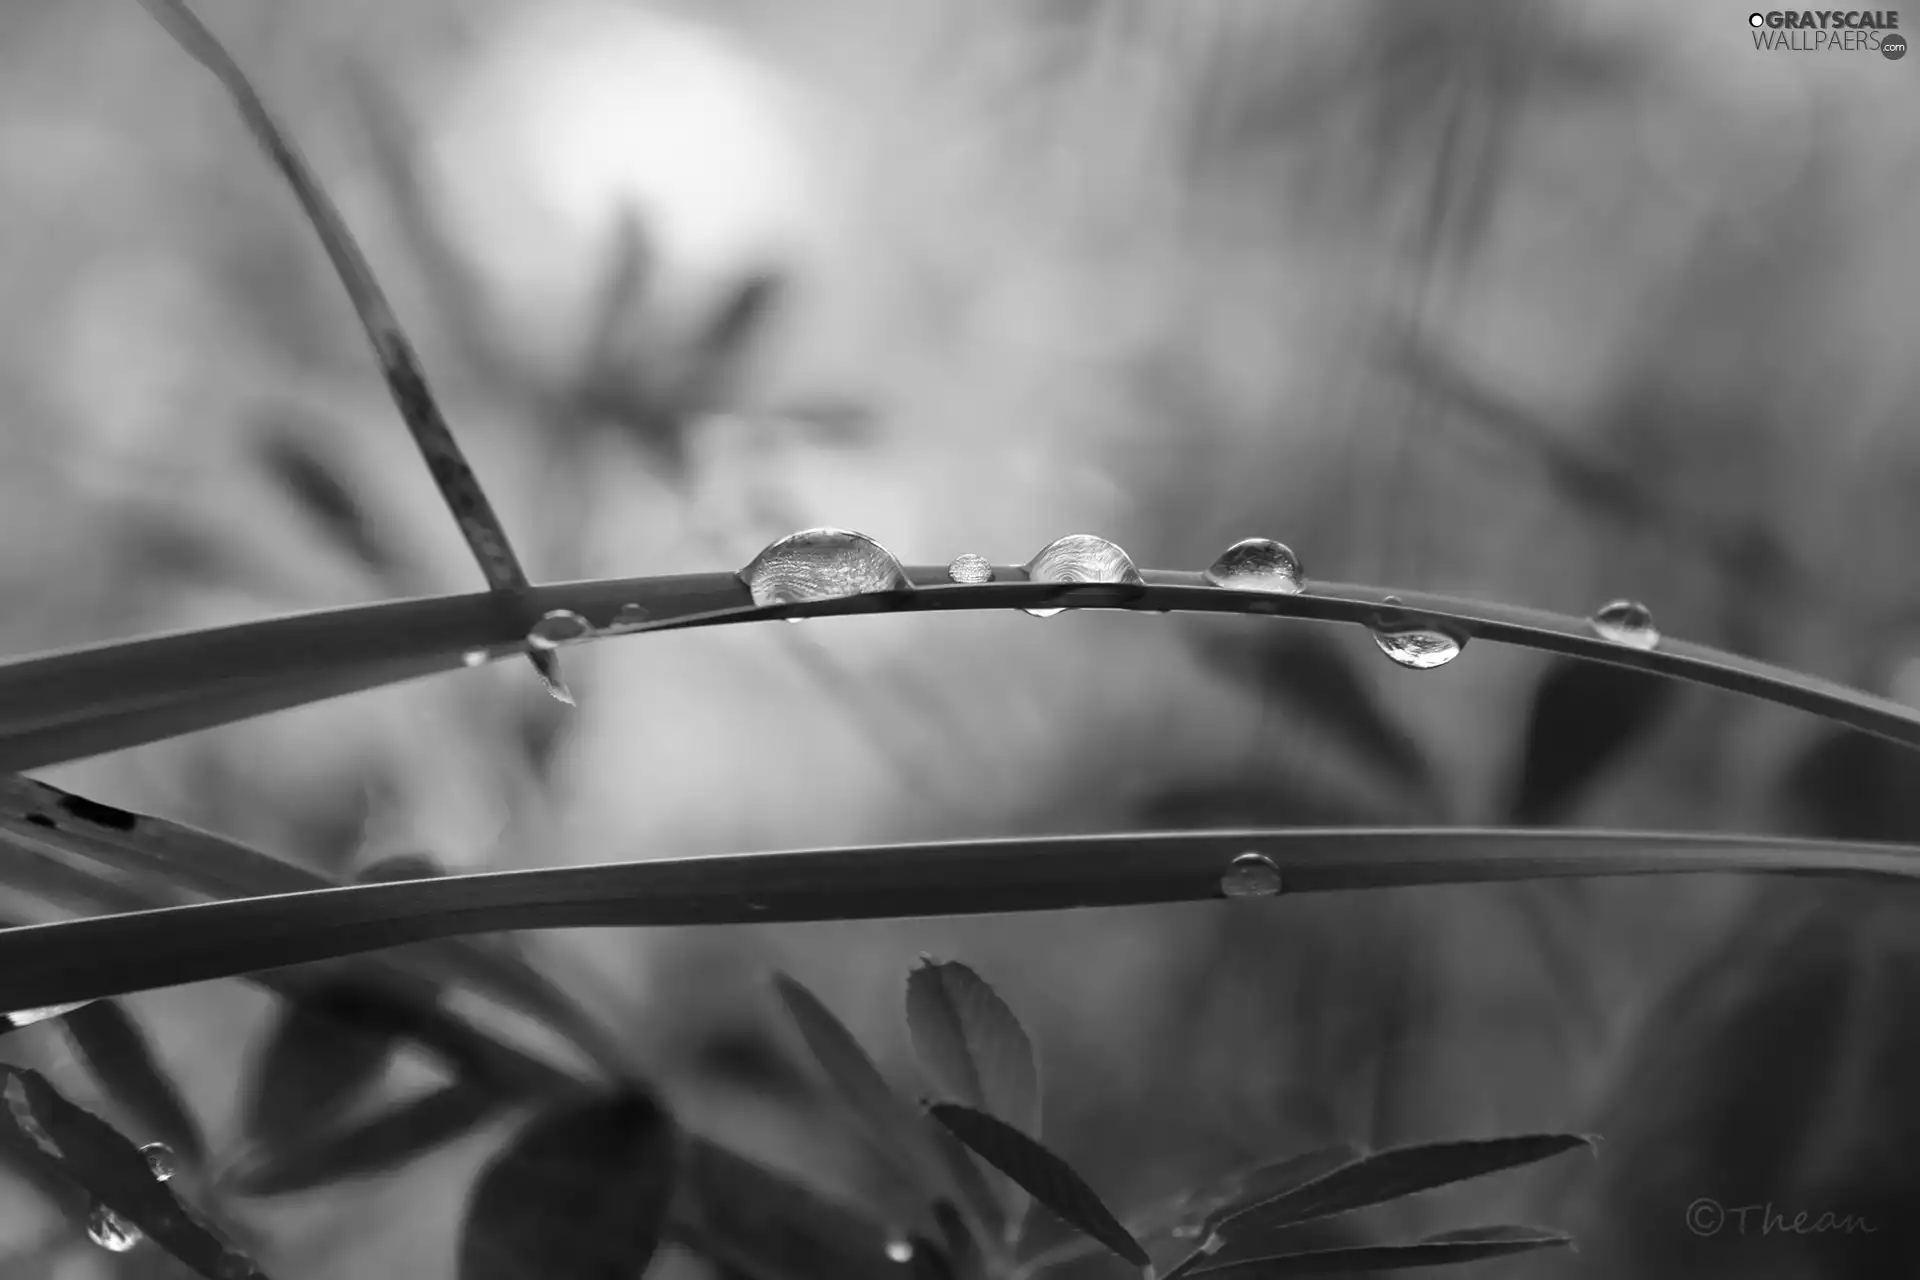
xmin=527 ymin=609 xmax=591 ymax=651
xmin=87 ymin=1203 xmax=141 ymax=1253
xmin=140 ymin=1142 xmax=177 ymax=1183
xmin=739 ymin=528 xmax=913 ymax=609
xmin=1220 ymin=851 xmax=1282 ymax=898
xmin=1369 ymin=597 xmax=1464 ymax=670
xmin=1203 ymin=538 xmax=1304 ymax=595
xmin=884 ymin=1235 xmax=915 ymax=1264
xmin=1021 ymin=534 xmax=1142 ymax=618
xmin=947 ymin=552 xmax=994 ymax=584
xmin=1589 ymin=599 xmax=1659 ymax=650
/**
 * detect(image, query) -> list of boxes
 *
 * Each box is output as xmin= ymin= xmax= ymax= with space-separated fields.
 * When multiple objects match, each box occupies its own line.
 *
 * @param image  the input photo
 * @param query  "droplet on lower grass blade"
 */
xmin=0 ymin=1001 xmax=92 ymax=1031
xmin=947 ymin=552 xmax=994 ymax=584
xmin=1369 ymin=597 xmax=1465 ymax=670
xmin=1021 ymin=534 xmax=1142 ymax=618
xmin=738 ymin=528 xmax=913 ymax=609
xmin=1202 ymin=538 xmax=1304 ymax=595
xmin=86 ymin=1203 xmax=141 ymax=1253
xmin=526 ymin=609 xmax=592 ymax=651
xmin=140 ymin=1142 xmax=177 ymax=1183
xmin=1589 ymin=599 xmax=1660 ymax=650
xmin=1220 ymin=852 xmax=1283 ymax=898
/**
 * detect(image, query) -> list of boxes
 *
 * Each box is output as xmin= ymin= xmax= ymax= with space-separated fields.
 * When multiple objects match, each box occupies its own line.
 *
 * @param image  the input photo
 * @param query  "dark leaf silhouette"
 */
xmin=243 ymin=981 xmax=416 ymax=1153
xmin=58 ymin=1000 xmax=205 ymax=1168
xmin=1782 ymin=728 xmax=1920 ymax=844
xmin=256 ymin=423 xmax=395 ymax=578
xmin=928 ymin=1102 xmax=1147 ymax=1268
xmin=0 ymin=1066 xmax=268 ymax=1279
xmin=1187 ymin=1224 xmax=1574 ymax=1277
xmin=458 ymin=1087 xmax=675 ymax=1280
xmin=229 ymin=1082 xmax=499 ymax=1197
xmin=1508 ymin=657 xmax=1677 ymax=824
xmin=906 ymin=958 xmax=1040 ymax=1135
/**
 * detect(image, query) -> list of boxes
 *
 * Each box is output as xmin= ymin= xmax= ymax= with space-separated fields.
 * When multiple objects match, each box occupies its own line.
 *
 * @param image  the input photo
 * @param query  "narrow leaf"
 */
xmin=243 ymin=981 xmax=409 ymax=1154
xmin=0 ymin=1066 xmax=269 ymax=1279
xmin=1211 ymin=1135 xmax=1596 ymax=1237
xmin=1195 ymin=1146 xmax=1368 ymax=1239
xmin=1189 ymin=1225 xmax=1574 ymax=1278
xmin=458 ymin=1088 xmax=676 ymax=1280
xmin=229 ymin=1082 xmax=499 ymax=1196
xmin=928 ymin=1102 xmax=1147 ymax=1268
xmin=906 ymin=958 xmax=1040 ymax=1135
xmin=1509 ymin=658 xmax=1676 ymax=824
xmin=58 ymin=1001 xmax=205 ymax=1168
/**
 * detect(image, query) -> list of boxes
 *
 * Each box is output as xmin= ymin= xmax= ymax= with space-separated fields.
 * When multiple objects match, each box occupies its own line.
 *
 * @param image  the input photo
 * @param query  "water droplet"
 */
xmin=1171 ymin=1221 xmax=1203 ymax=1239
xmin=0 ymin=1000 xmax=91 ymax=1030
xmin=612 ymin=602 xmax=650 ymax=628
xmin=140 ymin=1142 xmax=177 ymax=1183
xmin=1021 ymin=534 xmax=1142 ymax=617
xmin=884 ymin=1236 xmax=915 ymax=1264
xmin=87 ymin=1203 xmax=141 ymax=1253
xmin=1369 ymin=597 xmax=1464 ymax=670
xmin=1202 ymin=538 xmax=1304 ymax=595
xmin=1589 ymin=599 xmax=1660 ymax=650
xmin=947 ymin=552 xmax=994 ymax=584
xmin=526 ymin=609 xmax=591 ymax=651
xmin=1221 ymin=852 xmax=1282 ymax=898
xmin=460 ymin=648 xmax=489 ymax=668
xmin=739 ymin=528 xmax=913 ymax=608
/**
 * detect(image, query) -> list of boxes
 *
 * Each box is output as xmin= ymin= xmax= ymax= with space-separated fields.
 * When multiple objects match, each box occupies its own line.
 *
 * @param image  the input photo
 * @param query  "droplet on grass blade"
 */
xmin=1202 ymin=538 xmax=1304 ymax=595
xmin=883 ymin=1235 xmax=915 ymax=1264
xmin=139 ymin=1142 xmax=177 ymax=1182
xmin=1021 ymin=534 xmax=1142 ymax=618
xmin=461 ymin=648 xmax=490 ymax=668
xmin=1589 ymin=599 xmax=1660 ymax=650
xmin=947 ymin=553 xmax=994 ymax=584
xmin=739 ymin=529 xmax=913 ymax=608
xmin=1369 ymin=597 xmax=1464 ymax=670
xmin=526 ymin=610 xmax=592 ymax=651
xmin=1220 ymin=852 xmax=1282 ymax=899
xmin=87 ymin=1202 xmax=142 ymax=1253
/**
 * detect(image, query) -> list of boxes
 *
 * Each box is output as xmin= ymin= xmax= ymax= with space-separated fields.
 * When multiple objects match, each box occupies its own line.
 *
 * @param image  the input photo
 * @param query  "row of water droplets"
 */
xmin=82 ymin=1142 xmax=176 ymax=1254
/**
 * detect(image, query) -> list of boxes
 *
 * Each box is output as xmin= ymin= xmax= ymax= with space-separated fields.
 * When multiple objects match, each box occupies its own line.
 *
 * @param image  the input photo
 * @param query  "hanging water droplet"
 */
xmin=139 ymin=1142 xmax=177 ymax=1183
xmin=1368 ymin=597 xmax=1464 ymax=670
xmin=739 ymin=528 xmax=913 ymax=609
xmin=1589 ymin=599 xmax=1660 ymax=650
xmin=884 ymin=1235 xmax=916 ymax=1264
xmin=1220 ymin=852 xmax=1282 ymax=898
xmin=527 ymin=609 xmax=591 ymax=651
xmin=86 ymin=1203 xmax=141 ymax=1253
xmin=947 ymin=552 xmax=994 ymax=584
xmin=460 ymin=648 xmax=490 ymax=668
xmin=1202 ymin=538 xmax=1304 ymax=595
xmin=1021 ymin=534 xmax=1142 ymax=618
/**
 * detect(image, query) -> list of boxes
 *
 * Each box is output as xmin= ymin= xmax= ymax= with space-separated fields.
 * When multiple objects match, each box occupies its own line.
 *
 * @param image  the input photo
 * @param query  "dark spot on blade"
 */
xmin=24 ymin=814 xmax=54 ymax=829
xmin=56 ymin=795 xmax=138 ymax=832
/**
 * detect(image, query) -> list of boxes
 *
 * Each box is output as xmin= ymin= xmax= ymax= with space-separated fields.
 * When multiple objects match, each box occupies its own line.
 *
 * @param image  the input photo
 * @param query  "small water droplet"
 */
xmin=1589 ymin=599 xmax=1659 ymax=650
xmin=527 ymin=610 xmax=591 ymax=651
xmin=947 ymin=552 xmax=994 ymax=584
xmin=87 ymin=1203 xmax=141 ymax=1253
xmin=613 ymin=602 xmax=650 ymax=628
xmin=1369 ymin=598 xmax=1464 ymax=670
xmin=1202 ymin=538 xmax=1304 ymax=595
xmin=460 ymin=648 xmax=489 ymax=668
xmin=1221 ymin=852 xmax=1282 ymax=898
xmin=739 ymin=528 xmax=913 ymax=608
xmin=139 ymin=1142 xmax=177 ymax=1182
xmin=1021 ymin=534 xmax=1142 ymax=617
xmin=884 ymin=1236 xmax=915 ymax=1264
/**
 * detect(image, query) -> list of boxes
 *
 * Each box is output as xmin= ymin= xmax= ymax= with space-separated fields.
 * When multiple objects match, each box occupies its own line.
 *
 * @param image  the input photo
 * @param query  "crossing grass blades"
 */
xmin=0 ymin=1 xmax=1916 ymax=1277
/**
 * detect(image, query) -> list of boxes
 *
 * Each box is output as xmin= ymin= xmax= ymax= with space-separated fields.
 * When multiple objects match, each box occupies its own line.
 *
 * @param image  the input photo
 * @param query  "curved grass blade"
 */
xmin=6 ymin=568 xmax=1920 ymax=774
xmin=458 ymin=1087 xmax=676 ymax=1280
xmin=228 ymin=1081 xmax=500 ymax=1197
xmin=928 ymin=1102 xmax=1147 ymax=1269
xmin=1187 ymin=1225 xmax=1574 ymax=1278
xmin=0 ymin=1066 xmax=268 ymax=1279
xmin=58 ymin=1002 xmax=204 ymax=1169
xmin=0 ymin=827 xmax=1912 ymax=1011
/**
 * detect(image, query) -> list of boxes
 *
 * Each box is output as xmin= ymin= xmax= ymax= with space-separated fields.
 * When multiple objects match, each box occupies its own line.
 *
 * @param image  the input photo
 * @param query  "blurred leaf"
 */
xmin=668 ymin=272 xmax=786 ymax=412
xmin=243 ymin=981 xmax=412 ymax=1157
xmin=0 ymin=1066 xmax=267 ymax=1279
xmin=928 ymin=1116 xmax=1009 ymax=1255
xmin=458 ymin=1087 xmax=675 ymax=1280
xmin=353 ymin=852 xmax=445 ymax=884
xmin=928 ymin=1103 xmax=1147 ymax=1268
xmin=255 ymin=422 xmax=396 ymax=579
xmin=906 ymin=958 xmax=1041 ymax=1135
xmin=1205 ymin=1134 xmax=1595 ymax=1242
xmin=1508 ymin=658 xmax=1677 ymax=824
xmin=1187 ymin=1224 xmax=1574 ymax=1277
xmin=229 ymin=1081 xmax=500 ymax=1197
xmin=58 ymin=1001 xmax=204 ymax=1169
xmin=1783 ymin=728 xmax=1920 ymax=844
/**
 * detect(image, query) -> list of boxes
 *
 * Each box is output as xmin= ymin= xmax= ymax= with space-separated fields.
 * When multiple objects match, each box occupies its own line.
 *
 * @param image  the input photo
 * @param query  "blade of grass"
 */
xmin=4 ymin=568 xmax=1920 ymax=774
xmin=132 ymin=0 xmax=561 ymax=692
xmin=0 ymin=827 xmax=1914 ymax=1012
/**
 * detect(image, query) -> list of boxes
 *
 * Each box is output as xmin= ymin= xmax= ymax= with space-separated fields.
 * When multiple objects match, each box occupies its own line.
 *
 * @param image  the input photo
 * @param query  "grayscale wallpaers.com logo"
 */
xmin=1748 ymin=10 xmax=1906 ymax=57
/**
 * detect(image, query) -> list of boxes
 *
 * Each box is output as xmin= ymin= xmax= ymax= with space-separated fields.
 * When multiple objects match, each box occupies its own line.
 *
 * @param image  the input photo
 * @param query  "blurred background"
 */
xmin=1 ymin=0 xmax=1918 ymax=1276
